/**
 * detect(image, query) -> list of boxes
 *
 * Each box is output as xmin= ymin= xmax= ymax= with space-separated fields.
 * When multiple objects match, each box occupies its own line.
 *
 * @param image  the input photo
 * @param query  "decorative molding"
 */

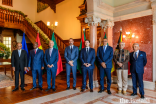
xmin=97 ymin=0 xmax=114 ymax=12
xmin=100 ymin=19 xmax=114 ymax=30
xmin=85 ymin=16 xmax=101 ymax=26
xmin=114 ymin=9 xmax=152 ymax=22
xmin=114 ymin=0 xmax=150 ymax=13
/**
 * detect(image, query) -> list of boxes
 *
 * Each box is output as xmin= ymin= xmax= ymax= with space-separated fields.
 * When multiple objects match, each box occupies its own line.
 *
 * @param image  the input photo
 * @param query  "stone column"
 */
xmin=151 ymin=0 xmax=156 ymax=85
xmin=100 ymin=20 xmax=114 ymax=47
xmin=85 ymin=16 xmax=101 ymax=88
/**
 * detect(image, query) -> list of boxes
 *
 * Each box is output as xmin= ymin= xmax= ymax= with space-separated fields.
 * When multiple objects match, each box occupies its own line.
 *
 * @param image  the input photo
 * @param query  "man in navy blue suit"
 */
xmin=28 ymin=42 xmax=44 ymax=91
xmin=97 ymin=38 xmax=113 ymax=94
xmin=130 ymin=43 xmax=147 ymax=99
xmin=44 ymin=40 xmax=58 ymax=92
xmin=64 ymin=38 xmax=79 ymax=90
xmin=80 ymin=39 xmax=95 ymax=92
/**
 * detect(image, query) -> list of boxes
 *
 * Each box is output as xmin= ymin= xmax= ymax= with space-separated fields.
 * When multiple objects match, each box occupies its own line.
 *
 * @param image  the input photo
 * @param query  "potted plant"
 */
xmin=0 ymin=42 xmax=11 ymax=59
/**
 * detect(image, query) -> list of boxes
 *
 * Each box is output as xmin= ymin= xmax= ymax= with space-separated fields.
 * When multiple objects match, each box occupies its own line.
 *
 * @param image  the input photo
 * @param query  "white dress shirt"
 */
xmin=86 ymin=47 xmax=90 ymax=52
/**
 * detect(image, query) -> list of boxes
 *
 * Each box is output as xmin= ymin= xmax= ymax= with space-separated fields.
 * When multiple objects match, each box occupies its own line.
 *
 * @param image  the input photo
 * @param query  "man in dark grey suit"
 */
xmin=64 ymin=38 xmax=79 ymax=90
xmin=11 ymin=43 xmax=27 ymax=92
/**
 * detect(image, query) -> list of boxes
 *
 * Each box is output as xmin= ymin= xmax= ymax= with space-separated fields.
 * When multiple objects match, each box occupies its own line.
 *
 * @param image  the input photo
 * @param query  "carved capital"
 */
xmin=85 ymin=16 xmax=101 ymax=26
xmin=100 ymin=19 xmax=114 ymax=30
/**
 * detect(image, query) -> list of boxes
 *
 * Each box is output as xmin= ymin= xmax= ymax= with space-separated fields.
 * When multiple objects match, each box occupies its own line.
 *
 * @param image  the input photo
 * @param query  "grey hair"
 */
xmin=133 ymin=43 xmax=139 ymax=47
xmin=119 ymin=42 xmax=125 ymax=45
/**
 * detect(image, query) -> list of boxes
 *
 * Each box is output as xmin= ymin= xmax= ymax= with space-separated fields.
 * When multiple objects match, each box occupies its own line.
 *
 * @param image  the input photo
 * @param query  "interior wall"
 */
xmin=36 ymin=0 xmax=84 ymax=40
xmin=0 ymin=0 xmax=37 ymax=22
xmin=113 ymin=15 xmax=153 ymax=81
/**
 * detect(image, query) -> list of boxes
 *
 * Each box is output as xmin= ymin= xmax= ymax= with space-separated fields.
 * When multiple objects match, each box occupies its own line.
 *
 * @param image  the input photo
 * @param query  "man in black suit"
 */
xmin=11 ymin=43 xmax=27 ymax=91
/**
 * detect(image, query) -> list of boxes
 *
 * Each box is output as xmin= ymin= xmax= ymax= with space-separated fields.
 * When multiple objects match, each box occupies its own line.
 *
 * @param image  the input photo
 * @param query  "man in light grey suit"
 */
xmin=64 ymin=38 xmax=79 ymax=90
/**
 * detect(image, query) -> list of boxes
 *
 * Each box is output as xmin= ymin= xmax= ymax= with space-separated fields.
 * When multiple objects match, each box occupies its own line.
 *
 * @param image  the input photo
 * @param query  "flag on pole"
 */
xmin=104 ymin=33 xmax=115 ymax=73
xmin=77 ymin=31 xmax=86 ymax=73
xmin=21 ymin=32 xmax=29 ymax=74
xmin=36 ymin=32 xmax=42 ymax=50
xmin=51 ymin=32 xmax=63 ymax=75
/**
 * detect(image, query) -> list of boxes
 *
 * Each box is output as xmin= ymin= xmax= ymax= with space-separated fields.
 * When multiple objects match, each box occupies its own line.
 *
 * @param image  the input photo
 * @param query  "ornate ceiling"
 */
xmin=38 ymin=0 xmax=64 ymax=13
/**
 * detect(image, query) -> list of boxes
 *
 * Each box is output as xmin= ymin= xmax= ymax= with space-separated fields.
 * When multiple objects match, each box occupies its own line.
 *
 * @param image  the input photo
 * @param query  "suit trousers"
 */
xmin=82 ymin=68 xmax=93 ymax=89
xmin=32 ymin=69 xmax=43 ymax=88
xmin=99 ymin=68 xmax=111 ymax=90
xmin=15 ymin=68 xmax=24 ymax=88
xmin=116 ymin=69 xmax=128 ymax=91
xmin=47 ymin=68 xmax=57 ymax=89
xmin=131 ymin=72 xmax=144 ymax=95
xmin=66 ymin=64 xmax=77 ymax=87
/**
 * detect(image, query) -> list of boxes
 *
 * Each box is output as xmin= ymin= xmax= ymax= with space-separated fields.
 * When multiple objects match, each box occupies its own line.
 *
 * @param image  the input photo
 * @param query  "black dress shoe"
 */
xmin=21 ymin=88 xmax=25 ymax=91
xmin=98 ymin=89 xmax=104 ymax=93
xmin=141 ymin=95 xmax=145 ymax=99
xmin=39 ymin=87 xmax=43 ymax=91
xmin=45 ymin=88 xmax=51 ymax=92
xmin=107 ymin=90 xmax=111 ymax=95
xmin=90 ymin=89 xmax=93 ymax=92
xmin=12 ymin=88 xmax=19 ymax=92
xmin=52 ymin=88 xmax=56 ymax=92
xmin=73 ymin=87 xmax=76 ymax=90
xmin=131 ymin=93 xmax=137 ymax=96
xmin=29 ymin=87 xmax=36 ymax=90
xmin=66 ymin=87 xmax=70 ymax=90
xmin=81 ymin=89 xmax=85 ymax=92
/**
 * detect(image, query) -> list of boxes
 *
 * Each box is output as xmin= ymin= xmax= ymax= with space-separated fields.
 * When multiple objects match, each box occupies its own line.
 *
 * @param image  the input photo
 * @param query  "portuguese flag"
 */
xmin=51 ymin=32 xmax=63 ymax=75
xmin=36 ymin=33 xmax=42 ymax=49
xmin=77 ymin=31 xmax=86 ymax=73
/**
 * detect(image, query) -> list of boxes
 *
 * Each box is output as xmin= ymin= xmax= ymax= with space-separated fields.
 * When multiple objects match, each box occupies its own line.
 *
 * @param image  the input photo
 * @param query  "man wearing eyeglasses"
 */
xmin=97 ymin=38 xmax=113 ymax=94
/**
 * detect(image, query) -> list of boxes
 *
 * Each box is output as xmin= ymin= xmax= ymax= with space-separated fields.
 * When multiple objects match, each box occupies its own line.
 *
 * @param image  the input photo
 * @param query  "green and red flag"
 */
xmin=51 ymin=32 xmax=63 ymax=75
xmin=77 ymin=31 xmax=86 ymax=73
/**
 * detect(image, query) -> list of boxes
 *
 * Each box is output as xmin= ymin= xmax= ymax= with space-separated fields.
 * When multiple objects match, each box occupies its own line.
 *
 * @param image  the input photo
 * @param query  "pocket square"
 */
xmin=140 ymin=54 xmax=143 ymax=56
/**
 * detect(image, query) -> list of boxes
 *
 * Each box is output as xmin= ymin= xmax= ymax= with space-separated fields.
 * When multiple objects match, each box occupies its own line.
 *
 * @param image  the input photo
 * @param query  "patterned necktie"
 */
xmin=135 ymin=52 xmax=137 ymax=60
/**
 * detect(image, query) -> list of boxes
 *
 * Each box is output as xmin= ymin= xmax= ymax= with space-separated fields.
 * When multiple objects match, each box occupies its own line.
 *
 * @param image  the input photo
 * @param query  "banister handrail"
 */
xmin=35 ymin=21 xmax=68 ymax=50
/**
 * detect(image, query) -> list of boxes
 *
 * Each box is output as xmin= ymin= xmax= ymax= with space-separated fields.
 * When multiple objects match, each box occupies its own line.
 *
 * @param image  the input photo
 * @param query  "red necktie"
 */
xmin=35 ymin=50 xmax=36 ymax=54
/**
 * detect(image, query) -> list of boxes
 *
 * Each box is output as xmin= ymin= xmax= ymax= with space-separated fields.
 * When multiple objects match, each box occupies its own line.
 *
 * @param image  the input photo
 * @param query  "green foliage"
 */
xmin=0 ymin=6 xmax=26 ymax=17
xmin=0 ymin=42 xmax=11 ymax=59
xmin=37 ymin=1 xmax=49 ymax=13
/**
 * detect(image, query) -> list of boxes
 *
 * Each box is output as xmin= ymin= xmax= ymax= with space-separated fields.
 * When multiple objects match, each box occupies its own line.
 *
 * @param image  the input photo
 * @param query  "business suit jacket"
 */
xmin=130 ymin=51 xmax=147 ymax=74
xmin=11 ymin=49 xmax=27 ymax=70
xmin=44 ymin=48 xmax=59 ymax=70
xmin=11 ymin=49 xmax=27 ymax=88
xmin=64 ymin=45 xmax=79 ymax=66
xmin=113 ymin=49 xmax=130 ymax=69
xmin=28 ymin=49 xmax=44 ymax=70
xmin=80 ymin=48 xmax=95 ymax=69
xmin=97 ymin=46 xmax=113 ymax=68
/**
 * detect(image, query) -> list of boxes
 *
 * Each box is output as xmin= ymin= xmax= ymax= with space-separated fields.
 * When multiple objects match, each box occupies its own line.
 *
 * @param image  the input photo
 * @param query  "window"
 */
xmin=2 ymin=0 xmax=12 ymax=6
xmin=3 ymin=37 xmax=11 ymax=52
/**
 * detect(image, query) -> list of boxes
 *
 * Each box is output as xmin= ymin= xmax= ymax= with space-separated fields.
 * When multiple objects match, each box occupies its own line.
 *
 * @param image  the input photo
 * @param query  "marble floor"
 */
xmin=16 ymin=84 xmax=156 ymax=104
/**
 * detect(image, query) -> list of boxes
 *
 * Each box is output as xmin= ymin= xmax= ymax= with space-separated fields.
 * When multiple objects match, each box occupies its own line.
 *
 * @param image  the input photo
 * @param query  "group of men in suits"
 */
xmin=11 ymin=38 xmax=147 ymax=99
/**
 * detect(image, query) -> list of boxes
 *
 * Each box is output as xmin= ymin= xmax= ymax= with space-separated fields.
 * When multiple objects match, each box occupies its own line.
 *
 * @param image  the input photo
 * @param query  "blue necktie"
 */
xmin=18 ymin=50 xmax=21 ymax=57
xmin=135 ymin=52 xmax=137 ymax=60
xmin=104 ymin=46 xmax=106 ymax=53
